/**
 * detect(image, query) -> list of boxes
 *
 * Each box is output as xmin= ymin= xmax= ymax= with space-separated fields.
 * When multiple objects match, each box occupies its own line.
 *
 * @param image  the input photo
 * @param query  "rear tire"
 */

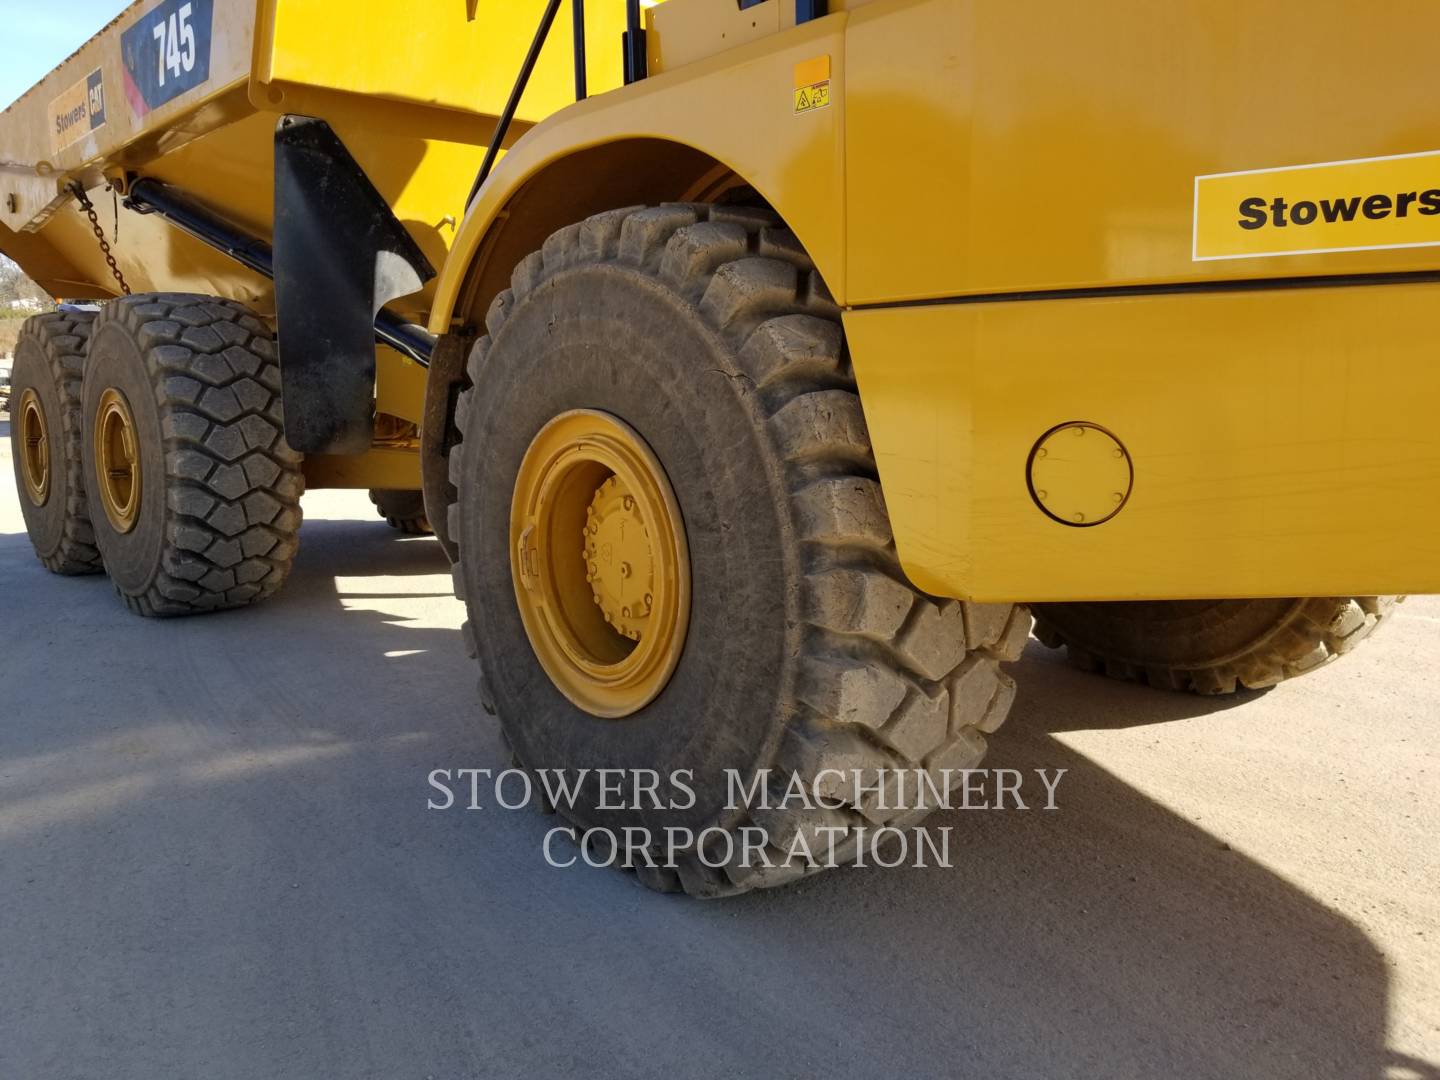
xmin=1032 ymin=596 xmax=1396 ymax=694
xmin=369 ymin=488 xmax=431 ymax=534
xmin=82 ymin=294 xmax=304 ymax=616
xmin=9 ymin=310 xmax=103 ymax=575
xmin=448 ymin=205 xmax=1030 ymax=896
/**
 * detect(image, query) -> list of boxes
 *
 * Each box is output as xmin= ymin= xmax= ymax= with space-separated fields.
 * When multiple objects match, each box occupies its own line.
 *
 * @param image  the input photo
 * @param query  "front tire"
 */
xmin=448 ymin=205 xmax=1030 ymax=896
xmin=82 ymin=294 xmax=304 ymax=616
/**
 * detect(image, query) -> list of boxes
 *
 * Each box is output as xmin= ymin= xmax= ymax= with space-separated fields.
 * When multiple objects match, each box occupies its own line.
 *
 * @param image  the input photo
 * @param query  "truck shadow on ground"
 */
xmin=0 ymin=508 xmax=1432 ymax=1080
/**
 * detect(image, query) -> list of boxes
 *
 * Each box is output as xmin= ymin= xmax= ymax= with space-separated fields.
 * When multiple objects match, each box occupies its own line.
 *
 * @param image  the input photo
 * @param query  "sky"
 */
xmin=0 ymin=1 xmax=134 ymax=111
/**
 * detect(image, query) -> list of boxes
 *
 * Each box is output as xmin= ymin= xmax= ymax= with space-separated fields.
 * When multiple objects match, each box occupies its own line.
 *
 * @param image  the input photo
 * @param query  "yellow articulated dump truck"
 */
xmin=3 ymin=0 xmax=1435 ymax=895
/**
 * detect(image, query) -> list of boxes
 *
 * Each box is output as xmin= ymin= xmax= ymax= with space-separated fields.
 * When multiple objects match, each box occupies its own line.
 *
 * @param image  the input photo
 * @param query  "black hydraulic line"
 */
xmin=123 ymin=177 xmax=434 ymax=367
xmin=373 ymin=310 xmax=438 ymax=366
xmin=572 ymin=0 xmax=587 ymax=101
xmin=623 ymin=0 xmax=647 ymax=84
xmin=467 ymin=0 xmax=564 ymax=208
xmin=126 ymin=178 xmax=274 ymax=279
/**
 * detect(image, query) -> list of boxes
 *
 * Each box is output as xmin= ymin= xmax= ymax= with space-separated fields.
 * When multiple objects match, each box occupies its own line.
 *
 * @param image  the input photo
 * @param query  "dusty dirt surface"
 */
xmin=2 ymin=422 xmax=1437 ymax=1079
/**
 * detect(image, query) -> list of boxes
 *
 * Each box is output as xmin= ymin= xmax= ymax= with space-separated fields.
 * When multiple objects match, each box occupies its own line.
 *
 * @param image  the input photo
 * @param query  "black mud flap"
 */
xmin=273 ymin=115 xmax=435 ymax=454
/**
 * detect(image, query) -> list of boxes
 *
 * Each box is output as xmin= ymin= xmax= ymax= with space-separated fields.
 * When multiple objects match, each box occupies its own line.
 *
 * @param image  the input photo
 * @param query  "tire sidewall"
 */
xmin=10 ymin=337 xmax=69 ymax=559
xmin=83 ymin=320 xmax=167 ymax=596
xmin=459 ymin=265 xmax=802 ymax=838
xmin=1035 ymin=598 xmax=1302 ymax=667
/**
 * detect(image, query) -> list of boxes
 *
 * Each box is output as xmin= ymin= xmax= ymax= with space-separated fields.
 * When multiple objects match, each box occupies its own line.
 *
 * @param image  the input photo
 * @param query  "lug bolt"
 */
xmin=619 ymin=562 xmax=631 ymax=578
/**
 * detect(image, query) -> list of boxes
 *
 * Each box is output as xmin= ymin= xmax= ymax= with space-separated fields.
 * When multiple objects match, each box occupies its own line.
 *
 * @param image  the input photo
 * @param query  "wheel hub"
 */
xmin=94 ymin=386 xmax=142 ymax=533
xmin=584 ymin=475 xmax=655 ymax=643
xmin=510 ymin=410 xmax=689 ymax=718
xmin=19 ymin=388 xmax=50 ymax=507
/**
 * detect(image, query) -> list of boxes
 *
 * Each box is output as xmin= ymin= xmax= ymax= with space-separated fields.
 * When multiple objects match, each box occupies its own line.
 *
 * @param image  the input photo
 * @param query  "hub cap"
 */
xmin=19 ymin=388 xmax=50 ymax=507
xmin=510 ymin=410 xmax=690 ymax=718
xmin=94 ymin=387 xmax=142 ymax=533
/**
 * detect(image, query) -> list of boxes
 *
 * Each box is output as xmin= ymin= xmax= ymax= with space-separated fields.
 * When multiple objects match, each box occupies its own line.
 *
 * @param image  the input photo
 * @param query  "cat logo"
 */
xmin=48 ymin=68 xmax=107 ymax=154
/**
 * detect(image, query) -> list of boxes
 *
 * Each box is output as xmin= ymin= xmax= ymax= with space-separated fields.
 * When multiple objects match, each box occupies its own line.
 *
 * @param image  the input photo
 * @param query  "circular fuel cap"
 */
xmin=1027 ymin=421 xmax=1133 ymax=527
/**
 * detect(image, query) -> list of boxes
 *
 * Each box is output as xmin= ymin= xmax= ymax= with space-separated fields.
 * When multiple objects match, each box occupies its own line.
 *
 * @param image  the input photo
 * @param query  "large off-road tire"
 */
xmin=9 ymin=310 xmax=103 ymax=575
xmin=1031 ymin=596 xmax=1396 ymax=695
xmin=447 ymin=204 xmax=1030 ymax=897
xmin=369 ymin=488 xmax=432 ymax=534
xmin=82 ymin=294 xmax=303 ymax=616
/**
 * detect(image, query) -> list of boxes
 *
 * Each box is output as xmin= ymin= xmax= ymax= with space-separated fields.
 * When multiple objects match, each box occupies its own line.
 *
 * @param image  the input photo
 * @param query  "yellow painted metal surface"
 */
xmin=302 ymin=447 xmax=421 ymax=490
xmin=374 ymin=349 xmax=425 ymax=426
xmin=93 ymin=386 xmax=143 ymax=533
xmin=510 ymin=410 xmax=690 ymax=718
xmin=18 ymin=388 xmax=51 ymax=507
xmin=257 ymin=0 xmax=622 ymax=121
xmin=845 ymin=282 xmax=1440 ymax=602
xmin=4 ymin=0 xmax=1439 ymax=598
xmin=844 ymin=0 xmax=1440 ymax=304
xmin=1 ymin=0 xmax=630 ymax=492
xmin=429 ymin=12 xmax=847 ymax=331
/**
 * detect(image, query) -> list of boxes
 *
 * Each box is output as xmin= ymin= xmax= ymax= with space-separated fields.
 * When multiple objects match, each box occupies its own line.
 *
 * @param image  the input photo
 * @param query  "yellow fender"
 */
xmin=427 ymin=15 xmax=849 ymax=334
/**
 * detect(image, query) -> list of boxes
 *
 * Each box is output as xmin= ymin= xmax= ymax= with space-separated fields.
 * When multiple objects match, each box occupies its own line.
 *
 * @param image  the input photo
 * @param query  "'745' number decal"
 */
xmin=152 ymin=3 xmax=198 ymax=87
xmin=120 ymin=0 xmax=213 ymax=116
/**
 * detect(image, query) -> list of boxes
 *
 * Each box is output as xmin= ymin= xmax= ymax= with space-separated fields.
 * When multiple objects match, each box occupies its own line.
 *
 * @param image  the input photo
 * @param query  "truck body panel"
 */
xmin=2 ymin=0 xmax=1437 ymax=601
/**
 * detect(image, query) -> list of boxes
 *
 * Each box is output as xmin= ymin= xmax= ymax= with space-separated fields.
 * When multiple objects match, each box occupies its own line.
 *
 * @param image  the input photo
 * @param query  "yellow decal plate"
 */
xmin=793 ymin=56 xmax=831 ymax=115
xmin=47 ymin=69 xmax=107 ymax=155
xmin=1194 ymin=150 xmax=1440 ymax=261
xmin=1192 ymin=150 xmax=1440 ymax=262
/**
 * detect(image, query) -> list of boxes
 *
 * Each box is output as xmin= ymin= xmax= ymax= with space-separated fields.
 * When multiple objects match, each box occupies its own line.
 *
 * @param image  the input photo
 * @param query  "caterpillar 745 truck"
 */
xmin=3 ymin=0 xmax=1434 ymax=895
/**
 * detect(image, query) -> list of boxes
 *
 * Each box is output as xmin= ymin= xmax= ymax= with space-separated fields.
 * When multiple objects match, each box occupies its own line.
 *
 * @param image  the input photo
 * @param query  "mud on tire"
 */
xmin=446 ymin=205 xmax=1031 ymax=897
xmin=9 ymin=310 xmax=103 ymax=575
xmin=1032 ymin=596 xmax=1396 ymax=694
xmin=83 ymin=294 xmax=303 ymax=616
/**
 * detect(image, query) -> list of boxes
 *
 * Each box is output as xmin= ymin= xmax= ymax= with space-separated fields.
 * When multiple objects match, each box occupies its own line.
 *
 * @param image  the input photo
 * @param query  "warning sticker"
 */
xmin=793 ymin=55 xmax=831 ymax=115
xmin=48 ymin=69 xmax=107 ymax=155
xmin=1193 ymin=150 xmax=1440 ymax=261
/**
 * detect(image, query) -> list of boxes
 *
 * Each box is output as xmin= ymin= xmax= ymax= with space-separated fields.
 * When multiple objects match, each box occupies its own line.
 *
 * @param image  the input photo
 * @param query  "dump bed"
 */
xmin=0 ymin=0 xmax=625 ymax=315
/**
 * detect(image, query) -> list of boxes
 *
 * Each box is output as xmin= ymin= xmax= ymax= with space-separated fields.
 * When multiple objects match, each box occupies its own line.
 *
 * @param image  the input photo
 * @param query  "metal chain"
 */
xmin=70 ymin=182 xmax=131 ymax=296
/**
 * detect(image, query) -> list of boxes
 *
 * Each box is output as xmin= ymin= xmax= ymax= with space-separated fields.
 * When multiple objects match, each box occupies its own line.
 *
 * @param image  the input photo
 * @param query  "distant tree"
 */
xmin=0 ymin=254 xmax=54 ymax=311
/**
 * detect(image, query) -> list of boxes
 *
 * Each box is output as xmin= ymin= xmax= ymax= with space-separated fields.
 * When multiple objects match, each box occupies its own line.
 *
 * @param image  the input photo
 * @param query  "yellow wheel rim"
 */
xmin=510 ymin=410 xmax=690 ymax=718
xmin=94 ymin=387 xmax=142 ymax=534
xmin=19 ymin=387 xmax=51 ymax=507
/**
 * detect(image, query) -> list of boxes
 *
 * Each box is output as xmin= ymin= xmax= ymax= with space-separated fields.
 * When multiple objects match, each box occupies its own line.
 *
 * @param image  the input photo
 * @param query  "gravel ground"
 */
xmin=2 ymin=419 xmax=1437 ymax=1079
